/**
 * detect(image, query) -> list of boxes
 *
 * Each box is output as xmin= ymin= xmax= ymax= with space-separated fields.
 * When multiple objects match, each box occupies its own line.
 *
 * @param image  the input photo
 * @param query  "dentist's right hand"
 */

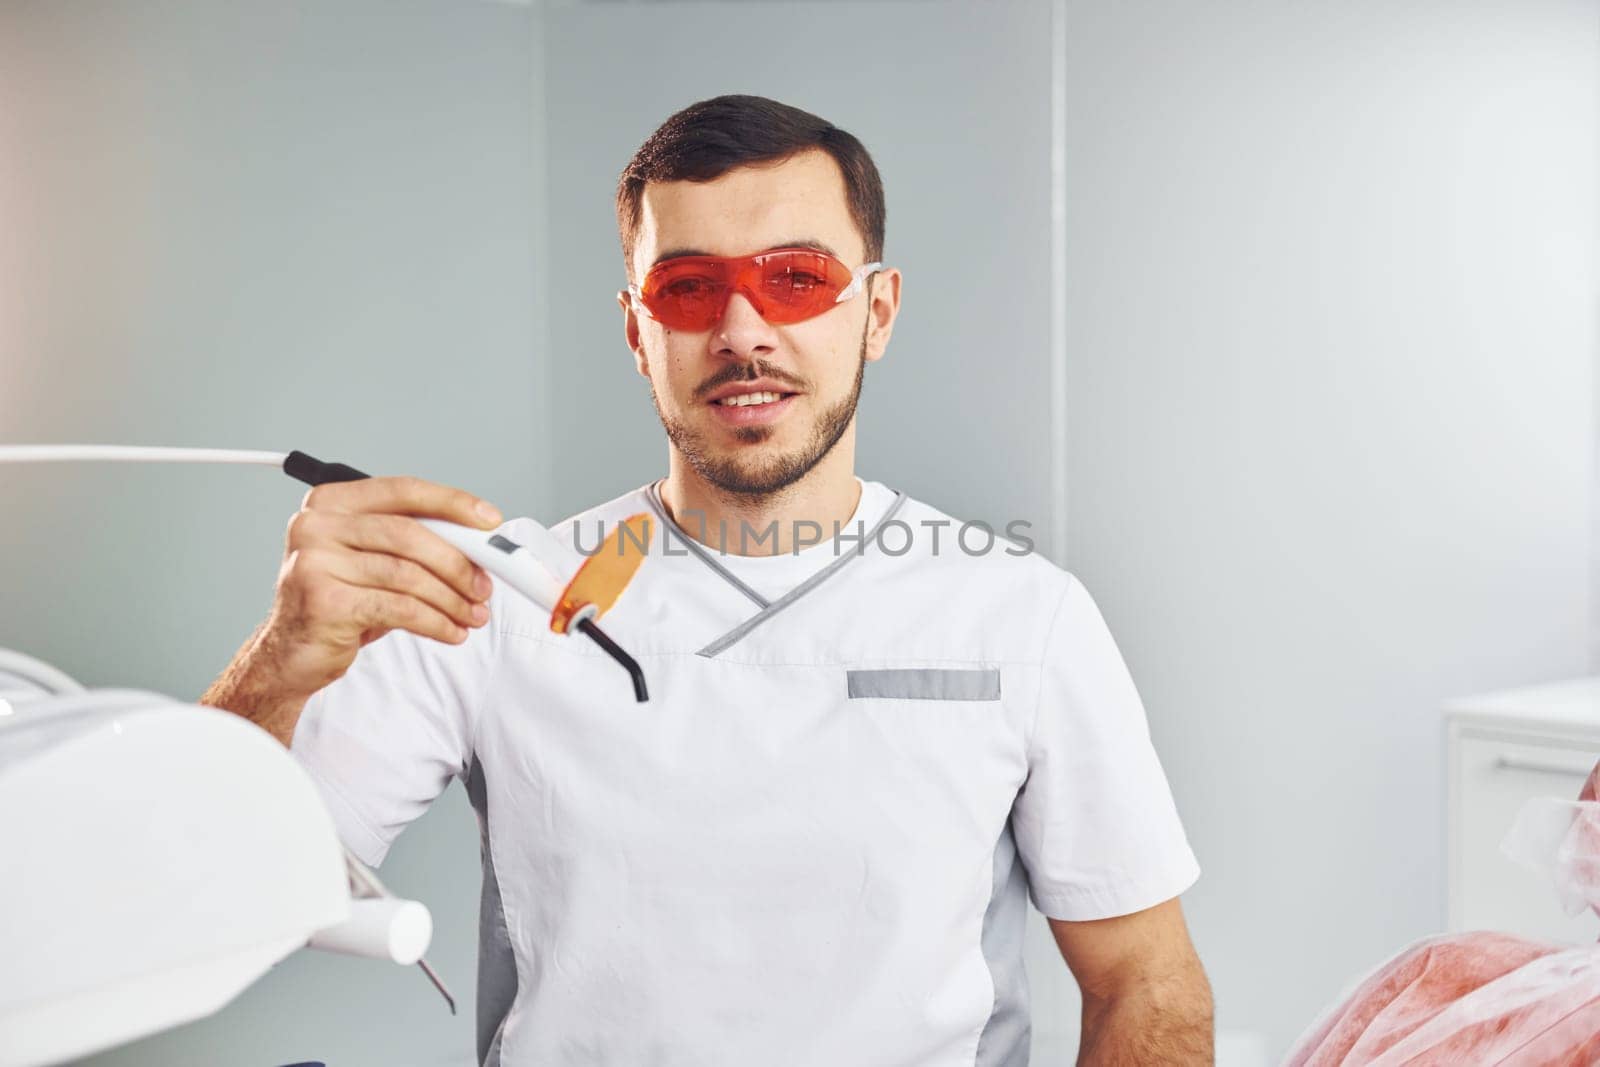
xmin=200 ymin=476 xmax=503 ymax=746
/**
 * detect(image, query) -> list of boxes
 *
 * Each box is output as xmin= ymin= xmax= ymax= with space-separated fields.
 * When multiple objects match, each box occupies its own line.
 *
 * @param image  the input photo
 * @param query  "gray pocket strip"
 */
xmin=846 ymin=668 xmax=1002 ymax=701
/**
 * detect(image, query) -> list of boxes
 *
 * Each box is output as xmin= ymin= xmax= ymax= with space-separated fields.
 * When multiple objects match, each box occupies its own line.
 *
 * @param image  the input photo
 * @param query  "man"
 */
xmin=205 ymin=94 xmax=1212 ymax=1065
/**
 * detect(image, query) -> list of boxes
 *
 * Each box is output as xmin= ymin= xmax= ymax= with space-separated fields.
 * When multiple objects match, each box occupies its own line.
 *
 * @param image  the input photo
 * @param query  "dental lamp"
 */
xmin=0 ymin=661 xmax=431 ymax=1067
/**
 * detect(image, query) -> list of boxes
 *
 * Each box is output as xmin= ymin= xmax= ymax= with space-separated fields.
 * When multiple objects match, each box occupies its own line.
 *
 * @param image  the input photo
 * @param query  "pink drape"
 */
xmin=1285 ymin=765 xmax=1600 ymax=1066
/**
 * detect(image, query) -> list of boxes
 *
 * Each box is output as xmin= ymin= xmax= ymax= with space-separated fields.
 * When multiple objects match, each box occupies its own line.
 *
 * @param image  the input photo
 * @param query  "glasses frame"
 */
xmin=624 ymin=248 xmax=884 ymax=330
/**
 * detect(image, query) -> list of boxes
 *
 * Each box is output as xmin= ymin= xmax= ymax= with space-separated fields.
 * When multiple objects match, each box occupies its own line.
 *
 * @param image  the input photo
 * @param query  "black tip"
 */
xmin=577 ymin=618 xmax=648 ymax=702
xmin=283 ymin=450 xmax=370 ymax=486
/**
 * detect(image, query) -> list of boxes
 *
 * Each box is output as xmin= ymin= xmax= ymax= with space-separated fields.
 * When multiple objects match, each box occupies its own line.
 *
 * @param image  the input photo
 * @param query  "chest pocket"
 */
xmin=846 ymin=668 xmax=1001 ymax=701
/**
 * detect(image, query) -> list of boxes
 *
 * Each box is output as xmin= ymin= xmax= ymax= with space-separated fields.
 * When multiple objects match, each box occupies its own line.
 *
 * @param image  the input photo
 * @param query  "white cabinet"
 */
xmin=1445 ymin=677 xmax=1600 ymax=945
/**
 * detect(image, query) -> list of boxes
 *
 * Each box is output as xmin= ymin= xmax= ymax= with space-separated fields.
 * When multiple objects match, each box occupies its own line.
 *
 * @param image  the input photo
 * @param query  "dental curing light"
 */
xmin=282 ymin=451 xmax=650 ymax=701
xmin=0 ymin=444 xmax=652 ymax=700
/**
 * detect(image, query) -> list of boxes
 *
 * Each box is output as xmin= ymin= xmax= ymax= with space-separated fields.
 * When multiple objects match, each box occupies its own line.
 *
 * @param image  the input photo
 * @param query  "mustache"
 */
xmin=692 ymin=362 xmax=806 ymax=401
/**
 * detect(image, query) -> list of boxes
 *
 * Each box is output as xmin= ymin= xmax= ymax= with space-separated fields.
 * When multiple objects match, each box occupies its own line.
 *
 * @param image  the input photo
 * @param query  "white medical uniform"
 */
xmin=290 ymin=477 xmax=1200 ymax=1067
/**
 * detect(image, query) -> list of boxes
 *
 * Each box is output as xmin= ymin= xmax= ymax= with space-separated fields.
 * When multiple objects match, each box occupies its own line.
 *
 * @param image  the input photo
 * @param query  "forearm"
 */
xmin=199 ymin=621 xmax=313 ymax=748
xmin=1076 ymin=968 xmax=1214 ymax=1066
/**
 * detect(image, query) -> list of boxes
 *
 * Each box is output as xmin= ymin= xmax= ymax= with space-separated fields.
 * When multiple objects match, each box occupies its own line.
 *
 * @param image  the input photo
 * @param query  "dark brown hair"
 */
xmin=616 ymin=95 xmax=885 ymax=278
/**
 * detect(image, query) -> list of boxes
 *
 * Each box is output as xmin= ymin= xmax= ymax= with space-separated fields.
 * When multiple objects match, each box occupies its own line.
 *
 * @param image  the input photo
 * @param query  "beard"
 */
xmin=650 ymin=313 xmax=869 ymax=502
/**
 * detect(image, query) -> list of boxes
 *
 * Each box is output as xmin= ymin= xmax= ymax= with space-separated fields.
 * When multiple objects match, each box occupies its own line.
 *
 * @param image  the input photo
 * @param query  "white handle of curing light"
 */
xmin=415 ymin=517 xmax=567 ymax=616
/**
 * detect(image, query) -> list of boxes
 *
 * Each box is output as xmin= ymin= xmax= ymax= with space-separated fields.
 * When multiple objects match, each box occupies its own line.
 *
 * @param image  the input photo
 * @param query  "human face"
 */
xmin=619 ymin=148 xmax=901 ymax=498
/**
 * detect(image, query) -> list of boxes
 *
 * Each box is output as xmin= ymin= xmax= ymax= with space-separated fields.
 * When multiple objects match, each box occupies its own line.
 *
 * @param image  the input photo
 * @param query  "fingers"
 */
xmin=263 ymin=472 xmax=509 ymax=697
xmin=287 ymin=549 xmax=471 ymax=648
xmin=354 ymin=587 xmax=471 ymax=647
xmin=274 ymin=476 xmax=506 ymax=663
xmin=345 ymin=584 xmax=470 ymax=647
xmin=328 ymin=547 xmax=489 ymax=634
xmin=301 ymin=475 xmax=503 ymax=530
xmin=319 ymin=511 xmax=493 ymax=608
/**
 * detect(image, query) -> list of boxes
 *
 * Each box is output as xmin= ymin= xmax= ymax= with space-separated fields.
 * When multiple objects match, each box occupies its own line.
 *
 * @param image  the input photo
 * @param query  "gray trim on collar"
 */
xmin=645 ymin=479 xmax=770 ymax=609
xmin=694 ymin=488 xmax=909 ymax=658
xmin=642 ymin=477 xmax=909 ymax=658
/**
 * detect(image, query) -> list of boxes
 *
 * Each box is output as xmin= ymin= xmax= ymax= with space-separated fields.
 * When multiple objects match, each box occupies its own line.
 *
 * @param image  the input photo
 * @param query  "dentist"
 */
xmin=205 ymin=94 xmax=1212 ymax=1066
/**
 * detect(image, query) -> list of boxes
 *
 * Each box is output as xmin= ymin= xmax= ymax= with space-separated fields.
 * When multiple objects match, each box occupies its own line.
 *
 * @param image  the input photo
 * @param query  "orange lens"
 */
xmin=638 ymin=249 xmax=855 ymax=331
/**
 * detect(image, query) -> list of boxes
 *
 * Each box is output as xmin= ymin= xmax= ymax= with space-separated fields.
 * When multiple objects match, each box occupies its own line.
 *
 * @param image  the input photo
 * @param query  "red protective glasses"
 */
xmin=628 ymin=247 xmax=882 ymax=331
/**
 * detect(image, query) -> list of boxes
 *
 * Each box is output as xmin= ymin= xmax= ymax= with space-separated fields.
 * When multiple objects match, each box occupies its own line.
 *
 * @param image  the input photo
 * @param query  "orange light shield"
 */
xmin=548 ymin=513 xmax=653 ymax=635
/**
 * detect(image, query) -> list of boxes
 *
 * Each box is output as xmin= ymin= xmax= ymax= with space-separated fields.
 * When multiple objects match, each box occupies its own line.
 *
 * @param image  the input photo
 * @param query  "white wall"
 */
xmin=1060 ymin=0 xmax=1597 ymax=1055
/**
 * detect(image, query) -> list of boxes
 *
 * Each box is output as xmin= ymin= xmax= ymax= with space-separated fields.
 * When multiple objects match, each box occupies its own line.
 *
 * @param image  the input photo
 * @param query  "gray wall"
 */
xmin=0 ymin=1 xmax=537 ymax=1063
xmin=2 ymin=1 xmax=1597 ymax=1065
